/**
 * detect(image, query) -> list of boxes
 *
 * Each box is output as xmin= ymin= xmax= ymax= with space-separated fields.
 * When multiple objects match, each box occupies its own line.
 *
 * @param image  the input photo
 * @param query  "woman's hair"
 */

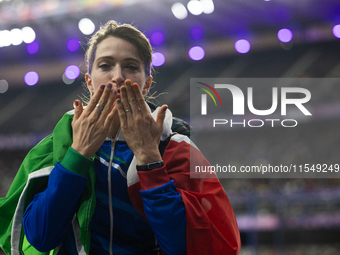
xmin=85 ymin=20 xmax=153 ymax=77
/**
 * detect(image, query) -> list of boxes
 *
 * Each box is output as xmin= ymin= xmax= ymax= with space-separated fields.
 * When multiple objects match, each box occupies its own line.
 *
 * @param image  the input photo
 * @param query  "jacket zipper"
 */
xmin=108 ymin=137 xmax=115 ymax=255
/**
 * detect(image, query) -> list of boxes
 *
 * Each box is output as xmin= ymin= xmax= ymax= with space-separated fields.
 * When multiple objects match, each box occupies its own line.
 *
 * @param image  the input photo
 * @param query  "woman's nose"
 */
xmin=111 ymin=66 xmax=124 ymax=86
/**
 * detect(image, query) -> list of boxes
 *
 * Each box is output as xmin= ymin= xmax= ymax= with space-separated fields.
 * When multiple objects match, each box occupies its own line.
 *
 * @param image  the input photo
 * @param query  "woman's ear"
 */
xmin=142 ymin=76 xmax=152 ymax=95
xmin=85 ymin=73 xmax=94 ymax=95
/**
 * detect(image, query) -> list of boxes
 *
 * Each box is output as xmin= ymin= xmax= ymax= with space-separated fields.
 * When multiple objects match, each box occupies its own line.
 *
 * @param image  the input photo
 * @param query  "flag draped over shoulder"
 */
xmin=128 ymin=134 xmax=241 ymax=255
xmin=0 ymin=109 xmax=241 ymax=255
xmin=0 ymin=111 xmax=76 ymax=255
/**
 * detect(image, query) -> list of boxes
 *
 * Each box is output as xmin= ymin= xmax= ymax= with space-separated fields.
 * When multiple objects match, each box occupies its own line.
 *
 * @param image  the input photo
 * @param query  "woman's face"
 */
xmin=86 ymin=36 xmax=151 ymax=98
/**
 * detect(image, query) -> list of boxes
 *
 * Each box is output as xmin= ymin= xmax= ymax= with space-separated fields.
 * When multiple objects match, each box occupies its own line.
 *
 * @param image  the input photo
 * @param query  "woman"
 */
xmin=0 ymin=21 xmax=240 ymax=255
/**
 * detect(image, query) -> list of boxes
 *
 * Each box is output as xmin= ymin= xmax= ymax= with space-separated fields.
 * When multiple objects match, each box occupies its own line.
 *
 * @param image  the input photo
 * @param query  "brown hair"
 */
xmin=85 ymin=20 xmax=153 ymax=77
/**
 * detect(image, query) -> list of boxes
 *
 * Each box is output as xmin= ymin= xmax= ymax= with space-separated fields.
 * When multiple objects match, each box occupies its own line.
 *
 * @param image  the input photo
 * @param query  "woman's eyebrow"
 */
xmin=95 ymin=56 xmax=114 ymax=62
xmin=124 ymin=57 xmax=141 ymax=64
xmin=96 ymin=56 xmax=141 ymax=64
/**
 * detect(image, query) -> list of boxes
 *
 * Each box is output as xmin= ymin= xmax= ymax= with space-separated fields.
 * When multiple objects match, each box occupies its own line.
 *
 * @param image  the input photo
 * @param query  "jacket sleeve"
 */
xmin=138 ymin=170 xmax=186 ymax=255
xmin=159 ymin=135 xmax=241 ymax=255
xmin=22 ymin=147 xmax=92 ymax=252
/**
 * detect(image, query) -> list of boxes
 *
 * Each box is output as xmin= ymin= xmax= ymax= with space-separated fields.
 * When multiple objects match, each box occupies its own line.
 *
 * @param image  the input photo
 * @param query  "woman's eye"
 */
xmin=127 ymin=65 xmax=138 ymax=71
xmin=99 ymin=64 xmax=111 ymax=69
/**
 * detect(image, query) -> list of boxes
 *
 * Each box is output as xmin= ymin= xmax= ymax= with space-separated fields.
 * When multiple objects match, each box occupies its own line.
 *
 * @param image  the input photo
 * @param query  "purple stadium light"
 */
xmin=24 ymin=71 xmax=39 ymax=86
xmin=150 ymin=31 xmax=165 ymax=46
xmin=67 ymin=38 xmax=80 ymax=52
xmin=190 ymin=26 xmax=204 ymax=40
xmin=26 ymin=41 xmax=39 ymax=55
xmin=235 ymin=39 xmax=251 ymax=54
xmin=152 ymin=52 xmax=166 ymax=67
xmin=277 ymin=28 xmax=293 ymax=43
xmin=333 ymin=24 xmax=340 ymax=39
xmin=189 ymin=46 xmax=205 ymax=61
xmin=65 ymin=65 xmax=80 ymax=80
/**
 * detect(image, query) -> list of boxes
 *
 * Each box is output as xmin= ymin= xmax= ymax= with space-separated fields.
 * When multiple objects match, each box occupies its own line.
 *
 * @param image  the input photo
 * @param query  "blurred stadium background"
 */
xmin=1 ymin=0 xmax=340 ymax=254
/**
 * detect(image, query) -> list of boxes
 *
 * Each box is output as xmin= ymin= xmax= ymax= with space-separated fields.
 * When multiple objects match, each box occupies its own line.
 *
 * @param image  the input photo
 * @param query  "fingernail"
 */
xmin=133 ymin=84 xmax=138 ymax=89
xmin=100 ymin=85 xmax=105 ymax=89
xmin=75 ymin=100 xmax=79 ymax=107
xmin=122 ymin=87 xmax=126 ymax=92
xmin=107 ymin=83 xmax=112 ymax=89
xmin=126 ymin=80 xmax=131 ymax=85
xmin=117 ymin=99 xmax=121 ymax=104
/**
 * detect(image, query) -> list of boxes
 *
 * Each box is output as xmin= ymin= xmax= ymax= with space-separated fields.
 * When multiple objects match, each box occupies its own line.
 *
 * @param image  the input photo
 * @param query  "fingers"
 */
xmin=131 ymin=80 xmax=149 ymax=113
xmin=85 ymin=84 xmax=106 ymax=114
xmin=116 ymin=81 xmax=134 ymax=128
xmin=102 ymin=89 xmax=118 ymax=129
xmin=120 ymin=80 xmax=135 ymax=116
xmin=125 ymin=80 xmax=139 ymax=114
xmin=83 ymin=83 xmax=115 ymax=117
xmin=116 ymin=98 xmax=126 ymax=126
xmin=120 ymin=79 xmax=148 ymax=115
xmin=118 ymin=80 xmax=135 ymax=126
xmin=96 ymin=83 xmax=113 ymax=114
xmin=73 ymin=84 xmax=117 ymax=131
xmin=118 ymin=80 xmax=167 ymax=132
xmin=156 ymin=104 xmax=168 ymax=126
xmin=73 ymin=100 xmax=84 ymax=122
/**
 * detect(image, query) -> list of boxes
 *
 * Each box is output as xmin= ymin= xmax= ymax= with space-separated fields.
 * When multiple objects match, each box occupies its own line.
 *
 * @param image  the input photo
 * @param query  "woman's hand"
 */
xmin=117 ymin=80 xmax=168 ymax=165
xmin=71 ymin=84 xmax=117 ymax=158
